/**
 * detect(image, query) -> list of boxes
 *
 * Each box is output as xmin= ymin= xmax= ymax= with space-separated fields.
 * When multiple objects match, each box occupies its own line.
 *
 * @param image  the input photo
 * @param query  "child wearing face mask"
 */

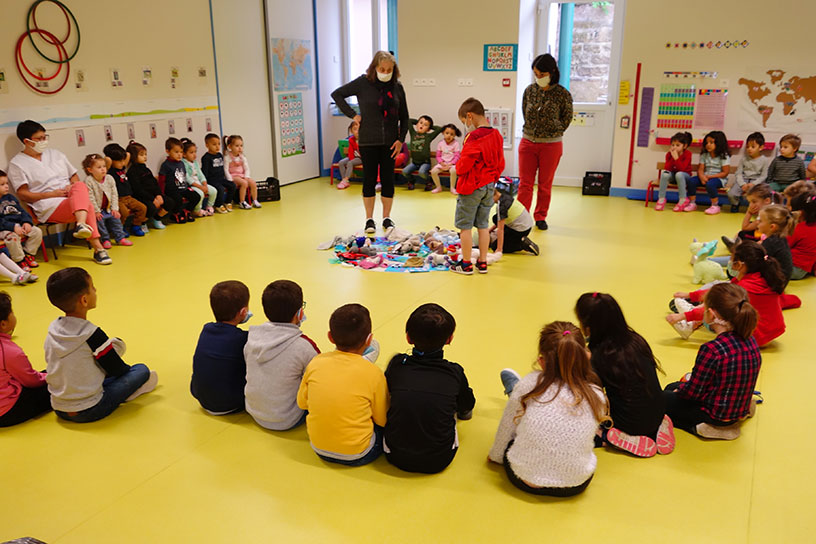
xmin=191 ymin=281 xmax=252 ymax=415
xmin=430 ymin=124 xmax=462 ymax=194
xmin=663 ymin=283 xmax=761 ymax=440
xmin=244 ymin=280 xmax=321 ymax=430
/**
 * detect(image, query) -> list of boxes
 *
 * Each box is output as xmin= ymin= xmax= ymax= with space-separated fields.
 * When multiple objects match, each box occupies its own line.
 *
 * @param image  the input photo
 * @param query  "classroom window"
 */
xmin=345 ymin=0 xmax=391 ymax=81
xmin=544 ymin=1 xmax=615 ymax=104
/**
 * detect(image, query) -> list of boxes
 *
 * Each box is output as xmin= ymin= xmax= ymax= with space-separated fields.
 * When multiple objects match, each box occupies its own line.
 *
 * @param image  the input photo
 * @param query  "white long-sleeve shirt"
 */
xmin=224 ymin=153 xmax=251 ymax=182
xmin=488 ymin=371 xmax=605 ymax=488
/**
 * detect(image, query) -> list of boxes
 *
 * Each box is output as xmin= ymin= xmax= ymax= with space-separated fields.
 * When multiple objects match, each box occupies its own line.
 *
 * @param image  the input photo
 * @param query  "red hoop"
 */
xmin=15 ymin=29 xmax=70 ymax=95
xmin=30 ymin=0 xmax=72 ymax=45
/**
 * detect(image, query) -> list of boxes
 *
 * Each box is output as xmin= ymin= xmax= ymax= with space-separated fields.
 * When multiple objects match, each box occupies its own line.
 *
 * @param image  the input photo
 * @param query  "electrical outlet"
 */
xmin=413 ymin=78 xmax=421 ymax=86
xmin=420 ymin=78 xmax=429 ymax=86
xmin=465 ymin=78 xmax=473 ymax=87
xmin=457 ymin=78 xmax=466 ymax=87
xmin=427 ymin=78 xmax=436 ymax=86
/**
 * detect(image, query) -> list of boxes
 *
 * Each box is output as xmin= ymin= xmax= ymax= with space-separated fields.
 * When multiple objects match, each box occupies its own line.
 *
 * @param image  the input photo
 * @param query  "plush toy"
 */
xmin=689 ymin=239 xmax=727 ymax=284
xmin=393 ymin=235 xmax=422 ymax=255
xmin=426 ymin=253 xmax=447 ymax=267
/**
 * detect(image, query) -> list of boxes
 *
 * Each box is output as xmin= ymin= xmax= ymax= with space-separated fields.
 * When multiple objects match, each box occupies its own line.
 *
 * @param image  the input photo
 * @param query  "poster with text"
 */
xmin=279 ymin=93 xmax=305 ymax=157
xmin=483 ymin=44 xmax=518 ymax=72
xmin=657 ymin=84 xmax=695 ymax=129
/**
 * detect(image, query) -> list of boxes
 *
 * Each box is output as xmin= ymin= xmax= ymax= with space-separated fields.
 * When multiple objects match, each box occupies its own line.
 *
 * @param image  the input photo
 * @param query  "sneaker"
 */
xmin=337 ymin=180 xmax=351 ymax=190
xmin=475 ymin=261 xmax=488 ymax=274
xmin=239 ymin=201 xmax=252 ymax=210
xmin=500 ymin=368 xmax=521 ymax=396
xmin=207 ymin=206 xmax=216 ymax=215
xmin=93 ymin=250 xmax=112 ymax=265
xmin=141 ymin=224 xmax=149 ymax=234
xmin=216 ymin=205 xmax=228 ymax=214
xmin=23 ymin=255 xmax=39 ymax=268
xmin=101 ymin=240 xmax=112 ymax=249
xmin=149 ymin=218 xmax=166 ymax=230
xmin=730 ymin=204 xmax=740 ymax=213
xmin=130 ymin=225 xmax=145 ymax=237
xmin=252 ymin=200 xmax=262 ymax=208
xmin=424 ymin=181 xmax=434 ymax=192
xmin=655 ymin=198 xmax=666 ymax=211
xmin=16 ymin=260 xmax=31 ymax=273
xmin=672 ymin=297 xmax=696 ymax=314
xmin=521 ymin=237 xmax=540 ymax=256
xmin=406 ymin=181 xmax=415 ymax=190
xmin=73 ymin=223 xmax=93 ymax=239
xmin=126 ymin=370 xmax=159 ymax=401
xmin=535 ymin=220 xmax=548 ymax=230
xmin=362 ymin=338 xmax=380 ymax=364
xmin=673 ymin=198 xmax=690 ymax=212
xmin=683 ymin=201 xmax=697 ymax=212
xmin=226 ymin=203 xmax=233 ymax=211
xmin=705 ymin=205 xmax=721 ymax=215
xmin=12 ymin=272 xmax=30 ymax=285
xmin=118 ymin=238 xmax=133 ymax=246
xmin=656 ymin=415 xmax=676 ymax=454
xmin=450 ymin=260 xmax=474 ymax=275
xmin=25 ymin=272 xmax=39 ymax=283
xmin=382 ymin=218 xmax=395 ymax=230
xmin=696 ymin=422 xmax=741 ymax=440
xmin=721 ymin=235 xmax=736 ymax=252
xmin=671 ymin=319 xmax=695 ymax=340
xmin=364 ymin=219 xmax=376 ymax=235
xmin=173 ymin=213 xmax=186 ymax=224
xmin=605 ymin=427 xmax=657 ymax=457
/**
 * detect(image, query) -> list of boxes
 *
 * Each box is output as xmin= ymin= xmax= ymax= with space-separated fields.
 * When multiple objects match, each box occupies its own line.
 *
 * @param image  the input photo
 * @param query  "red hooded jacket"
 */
xmin=455 ymin=127 xmax=505 ymax=195
xmin=685 ymin=273 xmax=785 ymax=347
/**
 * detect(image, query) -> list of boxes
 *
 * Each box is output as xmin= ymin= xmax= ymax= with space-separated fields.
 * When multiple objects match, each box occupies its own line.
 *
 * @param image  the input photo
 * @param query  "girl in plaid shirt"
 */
xmin=664 ymin=283 xmax=761 ymax=440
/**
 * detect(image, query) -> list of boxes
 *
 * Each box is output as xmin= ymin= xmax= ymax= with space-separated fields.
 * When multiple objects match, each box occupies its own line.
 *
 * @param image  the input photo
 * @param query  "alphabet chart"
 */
xmin=279 ymin=92 xmax=305 ymax=157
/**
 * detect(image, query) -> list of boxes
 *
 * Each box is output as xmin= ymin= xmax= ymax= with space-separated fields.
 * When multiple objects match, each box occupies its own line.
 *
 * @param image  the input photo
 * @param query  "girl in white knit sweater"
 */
xmin=489 ymin=321 xmax=609 ymax=496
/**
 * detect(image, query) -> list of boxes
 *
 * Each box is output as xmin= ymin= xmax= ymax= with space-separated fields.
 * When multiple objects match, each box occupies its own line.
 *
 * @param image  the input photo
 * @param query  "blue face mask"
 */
xmin=702 ymin=321 xmax=713 ymax=333
xmin=240 ymin=310 xmax=253 ymax=324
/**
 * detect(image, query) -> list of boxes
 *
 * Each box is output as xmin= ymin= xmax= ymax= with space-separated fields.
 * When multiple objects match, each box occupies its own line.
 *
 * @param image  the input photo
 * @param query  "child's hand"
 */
xmin=112 ymin=210 xmax=121 ymax=220
xmin=22 ymin=223 xmax=32 ymax=234
xmin=154 ymin=196 xmax=163 ymax=207
xmin=13 ymin=224 xmax=24 ymax=236
xmin=96 ymin=212 xmax=103 ymax=220
xmin=700 ymin=174 xmax=709 ymax=183
xmin=673 ymin=291 xmax=690 ymax=299
xmin=742 ymin=183 xmax=753 ymax=194
xmin=670 ymin=149 xmax=679 ymax=160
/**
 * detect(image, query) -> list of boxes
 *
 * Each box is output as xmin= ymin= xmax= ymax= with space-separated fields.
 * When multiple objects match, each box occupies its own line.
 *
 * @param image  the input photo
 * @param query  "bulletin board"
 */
xmin=485 ymin=108 xmax=514 ymax=149
xmin=278 ymin=92 xmax=306 ymax=157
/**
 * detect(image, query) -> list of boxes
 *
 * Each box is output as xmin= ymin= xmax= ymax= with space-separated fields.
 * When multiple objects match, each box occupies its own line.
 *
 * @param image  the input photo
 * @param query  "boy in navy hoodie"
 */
xmin=201 ymin=133 xmax=236 ymax=212
xmin=0 ymin=170 xmax=43 ymax=271
xmin=158 ymin=138 xmax=200 ymax=223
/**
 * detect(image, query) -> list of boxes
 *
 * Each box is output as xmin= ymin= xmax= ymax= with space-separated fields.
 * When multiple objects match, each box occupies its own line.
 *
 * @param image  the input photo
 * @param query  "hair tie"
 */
xmin=592 ymin=292 xmax=598 ymax=298
xmin=562 ymin=330 xmax=572 ymax=336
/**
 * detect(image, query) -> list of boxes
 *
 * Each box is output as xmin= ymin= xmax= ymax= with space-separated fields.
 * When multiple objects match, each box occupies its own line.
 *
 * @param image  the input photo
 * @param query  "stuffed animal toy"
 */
xmin=689 ymin=239 xmax=727 ymax=284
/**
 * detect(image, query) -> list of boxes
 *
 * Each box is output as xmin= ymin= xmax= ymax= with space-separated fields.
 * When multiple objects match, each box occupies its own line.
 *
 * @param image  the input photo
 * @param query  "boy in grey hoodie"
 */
xmin=44 ymin=267 xmax=158 ymax=423
xmin=244 ymin=280 xmax=320 ymax=430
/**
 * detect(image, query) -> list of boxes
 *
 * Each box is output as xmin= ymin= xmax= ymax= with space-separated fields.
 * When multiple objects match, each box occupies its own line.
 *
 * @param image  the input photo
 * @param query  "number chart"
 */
xmin=278 ymin=92 xmax=305 ymax=158
xmin=656 ymin=84 xmax=696 ymax=129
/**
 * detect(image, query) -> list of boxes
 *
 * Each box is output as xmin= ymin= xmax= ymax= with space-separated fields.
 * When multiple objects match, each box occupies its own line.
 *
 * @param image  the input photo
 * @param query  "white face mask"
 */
xmin=27 ymin=139 xmax=49 ymax=153
xmin=535 ymin=75 xmax=551 ymax=88
xmin=376 ymin=71 xmax=392 ymax=82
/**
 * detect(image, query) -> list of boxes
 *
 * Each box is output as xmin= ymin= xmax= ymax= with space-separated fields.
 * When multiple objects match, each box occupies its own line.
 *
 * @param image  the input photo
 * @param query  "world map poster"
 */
xmin=271 ymin=38 xmax=313 ymax=91
xmin=738 ymin=68 xmax=816 ymax=130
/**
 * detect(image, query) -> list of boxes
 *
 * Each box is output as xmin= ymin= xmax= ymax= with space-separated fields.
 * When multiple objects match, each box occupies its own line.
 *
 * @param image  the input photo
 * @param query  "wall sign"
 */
xmin=483 ymin=44 xmax=518 ymax=72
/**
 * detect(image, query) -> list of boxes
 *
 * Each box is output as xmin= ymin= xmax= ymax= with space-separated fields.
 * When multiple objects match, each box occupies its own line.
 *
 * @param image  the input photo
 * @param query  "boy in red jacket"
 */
xmin=451 ymin=98 xmax=505 ymax=275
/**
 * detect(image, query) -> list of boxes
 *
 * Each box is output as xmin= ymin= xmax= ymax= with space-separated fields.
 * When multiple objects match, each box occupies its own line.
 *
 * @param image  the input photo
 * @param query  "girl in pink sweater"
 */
xmin=430 ymin=124 xmax=461 ymax=194
xmin=223 ymin=135 xmax=260 ymax=210
xmin=0 ymin=292 xmax=50 ymax=427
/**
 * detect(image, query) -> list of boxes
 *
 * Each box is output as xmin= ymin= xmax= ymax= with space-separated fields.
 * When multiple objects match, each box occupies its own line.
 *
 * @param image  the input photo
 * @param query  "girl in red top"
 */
xmin=336 ymin=121 xmax=361 ymax=190
xmin=788 ymin=192 xmax=816 ymax=279
xmin=663 ymin=283 xmax=761 ymax=440
xmin=667 ymin=241 xmax=787 ymax=347
xmin=655 ymin=132 xmax=693 ymax=212
xmin=0 ymin=292 xmax=51 ymax=427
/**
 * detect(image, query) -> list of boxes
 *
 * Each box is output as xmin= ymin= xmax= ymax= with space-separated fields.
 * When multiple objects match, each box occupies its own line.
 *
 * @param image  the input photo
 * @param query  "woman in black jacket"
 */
xmin=331 ymin=51 xmax=409 ymax=234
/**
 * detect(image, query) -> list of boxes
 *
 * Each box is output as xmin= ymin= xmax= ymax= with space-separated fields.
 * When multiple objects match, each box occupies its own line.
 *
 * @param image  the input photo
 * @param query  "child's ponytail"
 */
xmin=670 ymin=131 xmax=692 ymax=147
xmin=223 ymin=134 xmax=242 ymax=151
xmin=761 ymin=204 xmax=794 ymax=237
xmin=733 ymin=241 xmax=786 ymax=294
xmin=791 ymin=192 xmax=816 ymax=225
xmin=704 ymin=283 xmax=758 ymax=340
xmin=517 ymin=321 xmax=610 ymax=425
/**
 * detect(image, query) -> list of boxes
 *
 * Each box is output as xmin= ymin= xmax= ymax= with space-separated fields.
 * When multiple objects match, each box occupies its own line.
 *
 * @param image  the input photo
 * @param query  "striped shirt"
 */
xmin=767 ymin=155 xmax=806 ymax=186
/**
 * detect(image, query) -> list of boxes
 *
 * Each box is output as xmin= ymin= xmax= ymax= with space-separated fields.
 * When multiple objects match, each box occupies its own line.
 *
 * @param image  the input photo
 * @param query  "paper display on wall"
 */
xmin=657 ymin=84 xmax=695 ymax=129
xmin=0 ymin=69 xmax=8 ymax=94
xmin=737 ymin=68 xmax=816 ymax=129
xmin=271 ymin=39 xmax=313 ymax=91
xmin=483 ymin=44 xmax=518 ymax=72
xmin=693 ymin=89 xmax=727 ymax=130
xmin=279 ymin=92 xmax=305 ymax=157
xmin=486 ymin=109 xmax=513 ymax=149
xmin=637 ymin=87 xmax=654 ymax=147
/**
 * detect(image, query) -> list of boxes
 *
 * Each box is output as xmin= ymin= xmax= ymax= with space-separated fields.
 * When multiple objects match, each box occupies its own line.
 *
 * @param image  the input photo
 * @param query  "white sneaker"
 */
xmin=673 ymin=297 xmax=695 ymax=314
xmin=12 ymin=272 xmax=31 ymax=285
xmin=696 ymin=422 xmax=741 ymax=440
xmin=672 ymin=319 xmax=695 ymax=340
xmin=126 ymin=370 xmax=158 ymax=401
xmin=252 ymin=200 xmax=262 ymax=208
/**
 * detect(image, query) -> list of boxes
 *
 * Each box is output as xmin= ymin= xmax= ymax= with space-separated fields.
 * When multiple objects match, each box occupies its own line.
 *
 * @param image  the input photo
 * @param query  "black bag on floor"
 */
xmin=582 ymin=171 xmax=611 ymax=196
xmin=257 ymin=177 xmax=281 ymax=201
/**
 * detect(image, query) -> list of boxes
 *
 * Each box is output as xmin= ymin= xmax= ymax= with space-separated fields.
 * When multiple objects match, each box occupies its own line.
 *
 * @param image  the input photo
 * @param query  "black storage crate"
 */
xmin=257 ymin=177 xmax=281 ymax=201
xmin=582 ymin=171 xmax=611 ymax=196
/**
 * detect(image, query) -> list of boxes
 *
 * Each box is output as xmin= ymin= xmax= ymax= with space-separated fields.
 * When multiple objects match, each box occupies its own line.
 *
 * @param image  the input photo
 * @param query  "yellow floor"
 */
xmin=2 ymin=181 xmax=814 ymax=543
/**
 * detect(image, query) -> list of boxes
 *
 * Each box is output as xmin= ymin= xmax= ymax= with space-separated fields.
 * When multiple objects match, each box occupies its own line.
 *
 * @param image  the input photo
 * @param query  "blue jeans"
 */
xmin=97 ymin=211 xmax=127 ymax=242
xmin=317 ymin=425 xmax=383 ymax=466
xmin=688 ymin=176 xmax=724 ymax=205
xmin=401 ymin=162 xmax=431 ymax=181
xmin=658 ymin=171 xmax=689 ymax=201
xmin=56 ymin=364 xmax=150 ymax=423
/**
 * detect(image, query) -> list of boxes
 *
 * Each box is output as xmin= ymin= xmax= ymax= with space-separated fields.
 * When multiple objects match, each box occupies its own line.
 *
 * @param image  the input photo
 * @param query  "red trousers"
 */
xmin=45 ymin=182 xmax=99 ymax=239
xmin=517 ymin=138 xmax=563 ymax=221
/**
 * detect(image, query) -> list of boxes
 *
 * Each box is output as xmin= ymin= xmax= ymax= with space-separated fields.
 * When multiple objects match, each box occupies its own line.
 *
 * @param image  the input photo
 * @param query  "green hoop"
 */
xmin=26 ymin=0 xmax=81 ymax=64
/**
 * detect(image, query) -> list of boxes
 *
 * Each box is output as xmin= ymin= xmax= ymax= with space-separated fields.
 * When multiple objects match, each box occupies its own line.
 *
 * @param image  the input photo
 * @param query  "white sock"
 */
xmin=0 ymin=254 xmax=24 ymax=278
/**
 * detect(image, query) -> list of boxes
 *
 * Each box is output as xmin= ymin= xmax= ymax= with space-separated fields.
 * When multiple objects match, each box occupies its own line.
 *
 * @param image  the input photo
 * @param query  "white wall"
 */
xmin=610 ymin=0 xmax=816 ymax=190
xmin=0 ymin=0 xmax=218 ymax=173
xmin=315 ymin=0 xmax=348 ymax=172
xmin=210 ymin=0 xmax=276 ymax=179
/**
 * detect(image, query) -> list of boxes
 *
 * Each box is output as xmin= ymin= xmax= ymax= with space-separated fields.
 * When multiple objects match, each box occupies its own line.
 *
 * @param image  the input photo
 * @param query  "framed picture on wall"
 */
xmin=76 ymin=129 xmax=85 ymax=147
xmin=127 ymin=123 xmax=135 ymax=140
xmin=104 ymin=125 xmax=113 ymax=142
xmin=186 ymin=118 xmax=193 ymax=132
xmin=149 ymin=123 xmax=157 ymax=139
xmin=168 ymin=120 xmax=175 ymax=135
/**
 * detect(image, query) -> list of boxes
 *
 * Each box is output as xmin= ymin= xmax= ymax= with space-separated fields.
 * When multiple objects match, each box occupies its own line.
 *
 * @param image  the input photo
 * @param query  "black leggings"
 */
xmin=490 ymin=214 xmax=531 ymax=253
xmin=503 ymin=441 xmax=593 ymax=497
xmin=663 ymin=382 xmax=735 ymax=435
xmin=360 ymin=145 xmax=396 ymax=198
xmin=0 ymin=385 xmax=51 ymax=427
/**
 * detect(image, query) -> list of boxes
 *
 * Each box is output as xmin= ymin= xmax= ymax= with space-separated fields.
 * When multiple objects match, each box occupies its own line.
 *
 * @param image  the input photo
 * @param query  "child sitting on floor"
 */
xmin=190 ymin=281 xmax=251 ymax=415
xmin=0 ymin=291 xmax=51 ymax=426
xmin=663 ymin=283 xmax=761 ymax=440
xmin=45 ymin=267 xmax=158 ymax=422
xmin=103 ymin=143 xmax=147 ymax=237
xmin=383 ymin=303 xmax=475 ymax=474
xmin=336 ymin=121 xmax=361 ymax=190
xmin=430 ymin=124 xmax=461 ymax=194
xmin=489 ymin=180 xmax=538 ymax=256
xmin=296 ymin=303 xmax=388 ymax=466
xmin=0 ymin=170 xmax=41 ymax=280
xmin=81 ymin=154 xmax=132 ymax=248
xmin=490 ymin=321 xmax=609 ymax=497
xmin=686 ymin=130 xmax=731 ymax=214
xmin=182 ymin=139 xmax=216 ymax=216
xmin=655 ymin=131 xmax=692 ymax=211
xmin=727 ymin=132 xmax=769 ymax=213
xmin=126 ymin=141 xmax=168 ymax=230
xmin=788 ymin=191 xmax=816 ymax=279
xmin=722 ymin=183 xmax=780 ymax=248
xmin=402 ymin=116 xmax=443 ymax=191
xmin=244 ymin=280 xmax=320 ymax=430
xmin=574 ymin=292 xmax=674 ymax=458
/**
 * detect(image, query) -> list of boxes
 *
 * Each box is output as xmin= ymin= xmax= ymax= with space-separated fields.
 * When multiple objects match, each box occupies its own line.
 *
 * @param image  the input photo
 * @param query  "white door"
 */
xmin=264 ymin=0 xmax=320 ymax=184
xmin=531 ymin=0 xmax=626 ymax=185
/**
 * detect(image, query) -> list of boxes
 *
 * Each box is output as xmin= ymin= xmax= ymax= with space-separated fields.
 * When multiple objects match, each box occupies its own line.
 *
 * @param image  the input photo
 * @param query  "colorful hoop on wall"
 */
xmin=15 ymin=27 xmax=71 ymax=94
xmin=26 ymin=0 xmax=80 ymax=63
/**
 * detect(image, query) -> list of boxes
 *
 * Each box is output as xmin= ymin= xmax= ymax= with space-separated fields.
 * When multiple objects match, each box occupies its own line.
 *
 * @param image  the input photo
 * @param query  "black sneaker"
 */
xmin=364 ymin=219 xmax=376 ymax=235
xmin=535 ymin=220 xmax=548 ymax=230
xmin=93 ymin=250 xmax=112 ymax=265
xmin=521 ymin=236 xmax=540 ymax=256
xmin=424 ymin=181 xmax=434 ymax=191
xmin=406 ymin=181 xmax=415 ymax=190
xmin=450 ymin=261 xmax=473 ymax=275
xmin=382 ymin=218 xmax=395 ymax=230
xmin=721 ymin=235 xmax=736 ymax=252
xmin=475 ymin=261 xmax=488 ymax=274
xmin=730 ymin=204 xmax=740 ymax=213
